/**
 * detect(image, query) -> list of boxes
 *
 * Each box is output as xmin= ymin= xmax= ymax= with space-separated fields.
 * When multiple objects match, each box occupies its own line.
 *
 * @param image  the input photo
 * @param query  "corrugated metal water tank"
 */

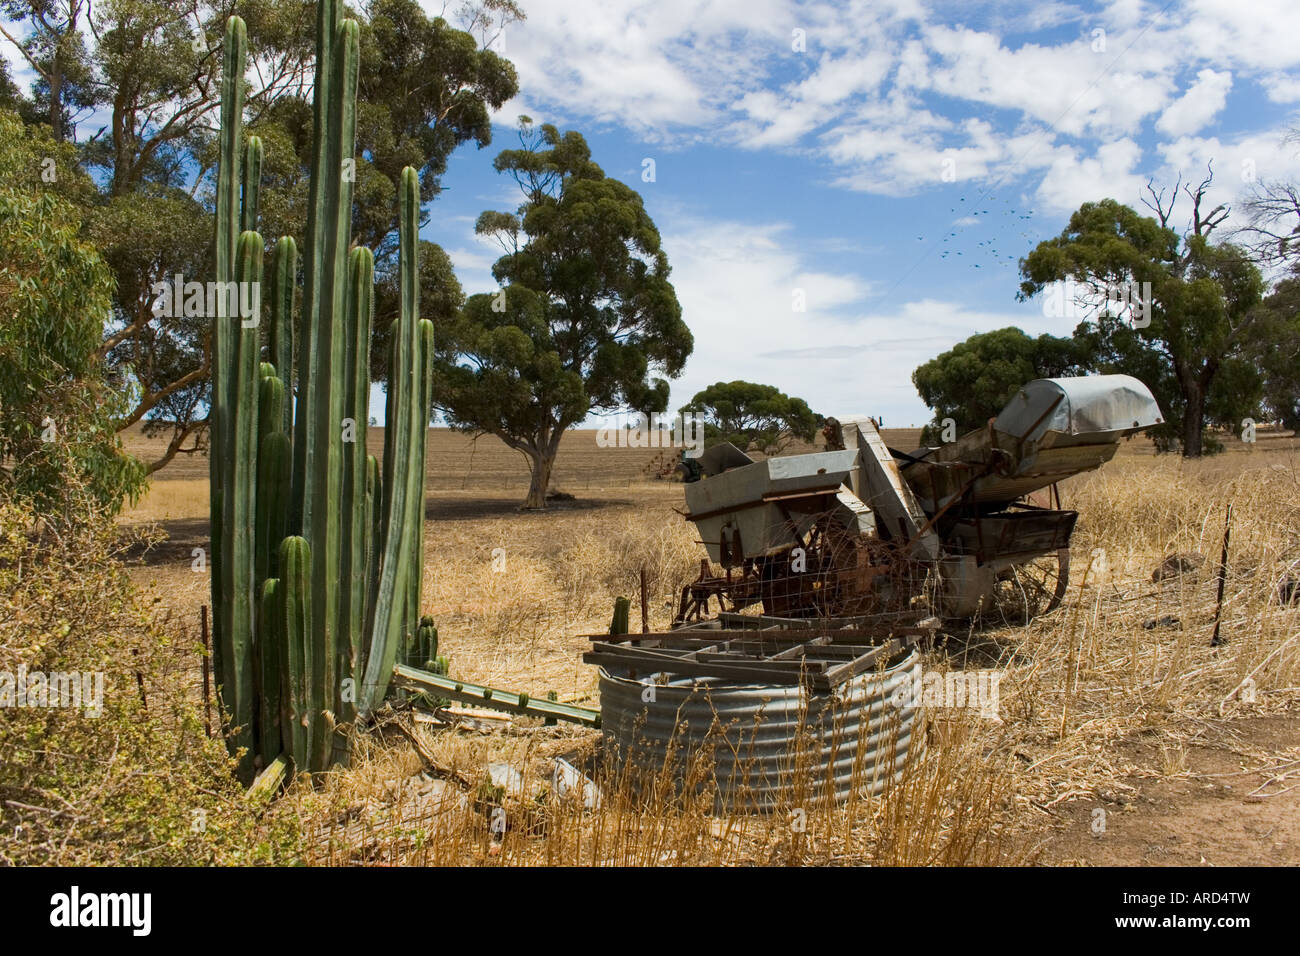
xmin=598 ymin=649 xmax=922 ymax=811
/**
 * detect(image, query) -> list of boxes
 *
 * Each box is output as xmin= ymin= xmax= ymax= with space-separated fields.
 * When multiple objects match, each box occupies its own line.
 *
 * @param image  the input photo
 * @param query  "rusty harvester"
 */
xmin=585 ymin=375 xmax=1162 ymax=808
xmin=670 ymin=373 xmax=1163 ymax=626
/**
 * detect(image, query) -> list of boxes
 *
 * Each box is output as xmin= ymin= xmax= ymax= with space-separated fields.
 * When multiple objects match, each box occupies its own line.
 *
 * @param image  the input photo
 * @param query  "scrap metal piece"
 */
xmin=391 ymin=665 xmax=601 ymax=727
xmin=697 ymin=441 xmax=755 ymax=477
xmin=837 ymin=414 xmax=939 ymax=561
xmin=551 ymin=757 xmax=603 ymax=809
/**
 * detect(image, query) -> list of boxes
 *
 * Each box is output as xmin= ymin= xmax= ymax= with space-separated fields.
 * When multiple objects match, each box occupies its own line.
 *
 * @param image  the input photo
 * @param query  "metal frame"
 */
xmin=583 ymin=614 xmax=938 ymax=693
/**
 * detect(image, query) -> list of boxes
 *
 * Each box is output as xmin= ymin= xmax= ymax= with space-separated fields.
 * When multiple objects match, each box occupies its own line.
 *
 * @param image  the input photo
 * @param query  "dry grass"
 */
xmin=268 ymin=703 xmax=1017 ymax=866
xmin=110 ymin=440 xmax=1300 ymax=866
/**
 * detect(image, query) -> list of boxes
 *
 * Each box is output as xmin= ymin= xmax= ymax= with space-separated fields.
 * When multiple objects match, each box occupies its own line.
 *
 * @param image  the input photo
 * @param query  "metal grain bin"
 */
xmin=598 ymin=649 xmax=922 ymax=812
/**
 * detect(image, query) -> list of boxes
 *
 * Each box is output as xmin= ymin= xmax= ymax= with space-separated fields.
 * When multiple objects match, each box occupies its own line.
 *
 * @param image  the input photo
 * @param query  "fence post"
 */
xmin=200 ymin=604 xmax=212 ymax=736
xmin=1211 ymin=504 xmax=1232 ymax=646
xmin=640 ymin=567 xmax=649 ymax=633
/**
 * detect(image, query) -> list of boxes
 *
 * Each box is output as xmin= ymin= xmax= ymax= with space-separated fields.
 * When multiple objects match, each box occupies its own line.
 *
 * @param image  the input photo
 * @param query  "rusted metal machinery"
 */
xmin=673 ymin=374 xmax=1163 ymax=625
xmin=586 ymin=375 xmax=1161 ymax=807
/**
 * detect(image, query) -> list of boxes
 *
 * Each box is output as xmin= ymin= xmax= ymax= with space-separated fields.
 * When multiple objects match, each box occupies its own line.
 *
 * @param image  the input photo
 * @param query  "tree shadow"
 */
xmin=119 ymin=518 xmax=210 ymax=569
xmin=120 ymin=494 xmax=633 ymax=567
xmin=422 ymin=495 xmax=626 ymax=521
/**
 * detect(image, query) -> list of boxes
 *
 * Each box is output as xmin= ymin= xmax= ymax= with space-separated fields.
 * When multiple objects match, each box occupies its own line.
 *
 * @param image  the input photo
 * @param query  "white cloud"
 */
xmin=658 ymin=216 xmax=1038 ymax=424
xmin=919 ymin=24 xmax=1174 ymax=139
xmin=1155 ymin=69 xmax=1232 ymax=138
xmin=1262 ymin=73 xmax=1300 ymax=104
xmin=469 ymin=0 xmax=792 ymax=138
xmin=1177 ymin=0 xmax=1300 ymax=73
xmin=444 ymin=245 xmax=497 ymax=289
xmin=418 ymin=0 xmax=1300 ymax=218
xmin=1035 ymin=137 xmax=1147 ymax=213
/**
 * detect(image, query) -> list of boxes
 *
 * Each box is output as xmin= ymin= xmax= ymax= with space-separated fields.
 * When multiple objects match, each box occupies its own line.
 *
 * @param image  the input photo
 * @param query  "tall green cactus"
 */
xmin=269 ymin=237 xmax=296 ymax=438
xmin=210 ymin=8 xmax=433 ymax=781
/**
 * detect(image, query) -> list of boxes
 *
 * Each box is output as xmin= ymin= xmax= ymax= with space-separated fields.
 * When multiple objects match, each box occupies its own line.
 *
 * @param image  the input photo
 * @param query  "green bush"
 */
xmin=0 ymin=502 xmax=299 ymax=865
xmin=0 ymin=110 xmax=145 ymax=521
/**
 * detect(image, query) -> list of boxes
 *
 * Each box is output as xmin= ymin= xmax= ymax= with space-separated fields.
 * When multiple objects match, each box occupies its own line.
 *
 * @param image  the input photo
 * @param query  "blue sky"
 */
xmin=6 ymin=0 xmax=1300 ymax=428
xmin=415 ymin=0 xmax=1300 ymax=426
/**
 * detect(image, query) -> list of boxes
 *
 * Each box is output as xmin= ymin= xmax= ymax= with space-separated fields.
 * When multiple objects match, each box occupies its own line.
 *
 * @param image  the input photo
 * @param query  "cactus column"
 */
xmin=210 ymin=9 xmax=434 ymax=780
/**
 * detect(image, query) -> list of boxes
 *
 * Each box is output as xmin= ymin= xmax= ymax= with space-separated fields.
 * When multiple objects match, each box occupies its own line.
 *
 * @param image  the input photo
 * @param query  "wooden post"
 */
xmin=1211 ymin=504 xmax=1232 ymax=647
xmin=200 ymin=604 xmax=212 ymax=736
xmin=640 ymin=567 xmax=649 ymax=634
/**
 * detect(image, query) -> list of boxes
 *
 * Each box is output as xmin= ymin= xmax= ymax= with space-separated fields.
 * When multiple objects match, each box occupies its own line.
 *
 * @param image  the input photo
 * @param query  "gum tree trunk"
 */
xmin=1181 ymin=379 xmax=1206 ymax=457
xmin=523 ymin=448 xmax=555 ymax=509
xmin=521 ymin=429 xmax=564 ymax=509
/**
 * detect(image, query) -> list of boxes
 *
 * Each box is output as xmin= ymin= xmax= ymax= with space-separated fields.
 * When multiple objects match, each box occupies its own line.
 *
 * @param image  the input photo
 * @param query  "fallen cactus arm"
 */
xmin=390 ymin=665 xmax=602 ymax=728
xmin=246 ymin=753 xmax=290 ymax=804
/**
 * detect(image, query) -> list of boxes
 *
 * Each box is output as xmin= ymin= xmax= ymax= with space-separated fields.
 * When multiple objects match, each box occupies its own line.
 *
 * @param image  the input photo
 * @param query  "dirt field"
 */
xmin=118 ymin=424 xmax=1300 ymax=865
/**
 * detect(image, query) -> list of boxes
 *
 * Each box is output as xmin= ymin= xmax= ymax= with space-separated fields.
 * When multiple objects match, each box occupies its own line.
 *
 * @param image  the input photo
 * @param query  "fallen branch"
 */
xmin=387 ymin=715 xmax=474 ymax=790
xmin=246 ymin=753 xmax=290 ymax=803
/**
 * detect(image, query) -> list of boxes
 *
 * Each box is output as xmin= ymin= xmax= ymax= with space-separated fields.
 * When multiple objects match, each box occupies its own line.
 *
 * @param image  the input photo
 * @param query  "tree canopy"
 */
xmin=435 ymin=118 xmax=693 ymax=508
xmin=0 ymin=109 xmax=144 ymax=520
xmin=1 ymin=0 xmax=518 ymax=474
xmin=680 ymin=380 xmax=819 ymax=455
xmin=1246 ymin=268 xmax=1300 ymax=431
xmin=912 ymin=327 xmax=1091 ymax=443
xmin=1017 ymin=172 xmax=1265 ymax=456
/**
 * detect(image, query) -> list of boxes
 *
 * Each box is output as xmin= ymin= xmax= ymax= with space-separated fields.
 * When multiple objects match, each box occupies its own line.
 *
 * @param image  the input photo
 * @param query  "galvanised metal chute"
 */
xmin=902 ymin=373 xmax=1164 ymax=513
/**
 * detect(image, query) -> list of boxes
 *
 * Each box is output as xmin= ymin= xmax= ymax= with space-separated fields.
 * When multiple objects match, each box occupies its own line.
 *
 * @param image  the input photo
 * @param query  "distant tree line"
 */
xmin=915 ymin=164 xmax=1300 ymax=456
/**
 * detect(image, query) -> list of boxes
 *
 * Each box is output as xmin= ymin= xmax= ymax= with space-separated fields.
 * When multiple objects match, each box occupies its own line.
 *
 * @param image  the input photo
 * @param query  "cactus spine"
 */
xmin=210 ymin=7 xmax=433 ymax=781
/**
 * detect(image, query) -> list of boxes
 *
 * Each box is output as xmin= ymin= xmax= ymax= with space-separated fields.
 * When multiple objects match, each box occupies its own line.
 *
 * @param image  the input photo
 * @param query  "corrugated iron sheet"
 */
xmin=599 ymin=649 xmax=922 ymax=811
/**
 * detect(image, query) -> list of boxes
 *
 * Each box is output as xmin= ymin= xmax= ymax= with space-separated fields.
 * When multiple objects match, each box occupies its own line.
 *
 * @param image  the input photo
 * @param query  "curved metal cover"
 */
xmin=994 ymin=374 xmax=1163 ymax=441
xmin=599 ymin=649 xmax=921 ymax=811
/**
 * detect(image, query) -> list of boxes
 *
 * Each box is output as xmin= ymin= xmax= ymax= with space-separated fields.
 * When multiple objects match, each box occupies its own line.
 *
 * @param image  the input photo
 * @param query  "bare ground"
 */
xmin=1035 ymin=715 xmax=1300 ymax=866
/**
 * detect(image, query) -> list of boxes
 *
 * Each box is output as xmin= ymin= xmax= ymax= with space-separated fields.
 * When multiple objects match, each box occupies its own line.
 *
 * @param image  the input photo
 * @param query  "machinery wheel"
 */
xmin=990 ymin=548 xmax=1069 ymax=624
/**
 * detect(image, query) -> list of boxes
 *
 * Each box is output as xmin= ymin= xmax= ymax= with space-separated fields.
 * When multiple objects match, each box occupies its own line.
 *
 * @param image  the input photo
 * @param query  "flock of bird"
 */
xmin=925 ymin=195 xmax=1040 ymax=269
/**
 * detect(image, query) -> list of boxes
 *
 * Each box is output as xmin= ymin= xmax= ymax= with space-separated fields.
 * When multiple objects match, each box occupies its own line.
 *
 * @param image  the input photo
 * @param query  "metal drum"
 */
xmin=598 ymin=648 xmax=922 ymax=812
